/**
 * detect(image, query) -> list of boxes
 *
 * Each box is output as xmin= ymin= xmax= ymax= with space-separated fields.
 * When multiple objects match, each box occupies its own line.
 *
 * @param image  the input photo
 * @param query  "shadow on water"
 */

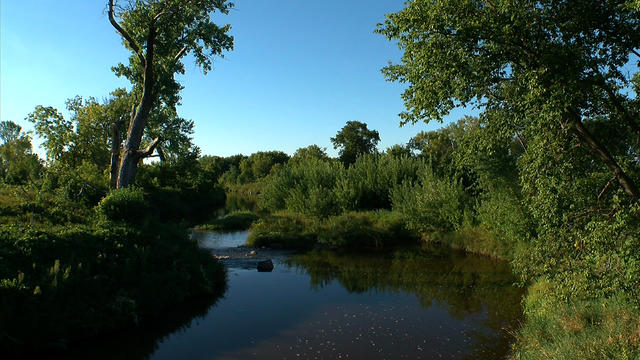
xmin=46 ymin=292 xmax=227 ymax=360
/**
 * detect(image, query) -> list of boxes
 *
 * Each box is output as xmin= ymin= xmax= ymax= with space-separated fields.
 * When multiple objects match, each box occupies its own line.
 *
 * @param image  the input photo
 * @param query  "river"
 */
xmin=57 ymin=230 xmax=524 ymax=359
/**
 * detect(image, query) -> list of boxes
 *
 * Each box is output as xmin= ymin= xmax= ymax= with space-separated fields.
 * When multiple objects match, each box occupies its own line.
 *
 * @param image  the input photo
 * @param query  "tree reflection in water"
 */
xmin=285 ymin=245 xmax=524 ymax=359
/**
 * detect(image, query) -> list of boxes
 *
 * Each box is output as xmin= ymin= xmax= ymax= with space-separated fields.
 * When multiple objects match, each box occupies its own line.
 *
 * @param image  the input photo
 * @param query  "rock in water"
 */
xmin=257 ymin=259 xmax=274 ymax=272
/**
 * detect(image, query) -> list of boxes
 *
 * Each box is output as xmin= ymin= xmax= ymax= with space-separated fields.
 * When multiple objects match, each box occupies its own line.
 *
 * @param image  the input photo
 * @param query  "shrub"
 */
xmin=247 ymin=211 xmax=320 ymax=248
xmin=259 ymin=158 xmax=343 ymax=218
xmin=95 ymin=187 xmax=149 ymax=224
xmin=195 ymin=211 xmax=260 ymax=231
xmin=319 ymin=211 xmax=418 ymax=248
xmin=0 ymin=221 xmax=226 ymax=352
xmin=391 ymin=168 xmax=467 ymax=233
xmin=475 ymin=187 xmax=535 ymax=257
xmin=334 ymin=154 xmax=427 ymax=211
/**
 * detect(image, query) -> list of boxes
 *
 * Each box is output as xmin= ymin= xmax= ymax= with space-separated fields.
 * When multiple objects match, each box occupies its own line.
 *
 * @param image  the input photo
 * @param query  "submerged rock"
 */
xmin=257 ymin=259 xmax=274 ymax=272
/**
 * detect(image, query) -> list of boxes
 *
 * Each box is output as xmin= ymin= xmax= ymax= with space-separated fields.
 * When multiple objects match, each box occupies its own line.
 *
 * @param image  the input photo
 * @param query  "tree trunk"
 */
xmin=116 ymin=25 xmax=157 ymax=189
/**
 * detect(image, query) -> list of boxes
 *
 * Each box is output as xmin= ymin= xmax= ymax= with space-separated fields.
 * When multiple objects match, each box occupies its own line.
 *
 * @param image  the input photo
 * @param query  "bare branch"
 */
xmin=597 ymin=176 xmax=616 ymax=204
xmin=515 ymin=130 xmax=528 ymax=153
xmin=109 ymin=0 xmax=146 ymax=67
xmin=632 ymin=49 xmax=640 ymax=58
xmin=138 ymin=137 xmax=162 ymax=159
xmin=173 ymin=45 xmax=189 ymax=62
xmin=153 ymin=9 xmax=167 ymax=21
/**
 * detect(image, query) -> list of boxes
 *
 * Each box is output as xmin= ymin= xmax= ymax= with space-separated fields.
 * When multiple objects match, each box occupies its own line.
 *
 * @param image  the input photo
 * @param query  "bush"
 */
xmin=246 ymin=211 xmax=418 ymax=250
xmin=0 ymin=221 xmax=226 ymax=352
xmin=319 ymin=211 xmax=418 ymax=248
xmin=391 ymin=168 xmax=468 ymax=233
xmin=259 ymin=158 xmax=343 ymax=218
xmin=247 ymin=211 xmax=320 ymax=248
xmin=96 ymin=187 xmax=149 ymax=224
xmin=195 ymin=211 xmax=260 ymax=231
xmin=475 ymin=187 xmax=535 ymax=257
xmin=334 ymin=154 xmax=427 ymax=211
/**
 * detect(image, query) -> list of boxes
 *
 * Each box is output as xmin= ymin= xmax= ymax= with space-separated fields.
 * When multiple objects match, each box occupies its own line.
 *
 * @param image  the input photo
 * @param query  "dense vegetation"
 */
xmin=0 ymin=151 xmax=228 ymax=353
xmin=2 ymin=0 xmax=639 ymax=358
xmin=1 ymin=0 xmax=235 ymax=354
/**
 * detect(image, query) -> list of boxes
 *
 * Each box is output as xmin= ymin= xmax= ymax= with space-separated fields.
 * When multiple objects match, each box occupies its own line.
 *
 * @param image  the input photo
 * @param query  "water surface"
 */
xmin=59 ymin=231 xmax=524 ymax=359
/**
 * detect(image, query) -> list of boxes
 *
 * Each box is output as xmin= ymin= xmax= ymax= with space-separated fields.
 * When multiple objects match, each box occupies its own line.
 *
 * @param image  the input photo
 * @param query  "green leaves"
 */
xmin=331 ymin=121 xmax=381 ymax=165
xmin=110 ymin=0 xmax=234 ymax=108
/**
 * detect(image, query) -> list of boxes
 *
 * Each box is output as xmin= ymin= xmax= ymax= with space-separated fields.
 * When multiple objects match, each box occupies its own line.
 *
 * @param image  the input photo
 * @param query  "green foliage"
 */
xmin=246 ymin=211 xmax=320 ymax=248
xmin=392 ymin=168 xmax=468 ymax=233
xmin=319 ymin=211 xmax=417 ymax=248
xmin=475 ymin=187 xmax=535 ymax=258
xmin=247 ymin=211 xmax=418 ymax=250
xmin=195 ymin=211 xmax=260 ymax=231
xmin=512 ymin=281 xmax=640 ymax=360
xmin=260 ymin=153 xmax=427 ymax=217
xmin=199 ymin=154 xmax=246 ymax=182
xmin=260 ymin=157 xmax=343 ymax=218
xmin=331 ymin=121 xmax=381 ymax=165
xmin=0 ymin=122 xmax=43 ymax=185
xmin=0 ymin=121 xmax=22 ymax=144
xmin=39 ymin=162 xmax=109 ymax=208
xmin=0 ymin=220 xmax=225 ymax=352
xmin=385 ymin=144 xmax=412 ymax=158
xmin=27 ymin=95 xmax=120 ymax=168
xmin=379 ymin=2 xmax=640 ymax=357
xmin=290 ymin=145 xmax=330 ymax=164
xmin=335 ymin=153 xmax=426 ymax=211
xmin=110 ymin=0 xmax=234 ymax=110
xmin=96 ymin=187 xmax=149 ymax=224
xmin=237 ymin=151 xmax=290 ymax=184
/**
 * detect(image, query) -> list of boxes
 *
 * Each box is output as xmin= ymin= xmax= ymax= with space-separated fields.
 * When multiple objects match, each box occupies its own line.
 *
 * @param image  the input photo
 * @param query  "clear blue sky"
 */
xmin=1 ymin=0 xmax=466 ymax=157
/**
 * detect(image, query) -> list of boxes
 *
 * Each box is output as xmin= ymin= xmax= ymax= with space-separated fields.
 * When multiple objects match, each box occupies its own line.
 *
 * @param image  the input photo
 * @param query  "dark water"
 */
xmin=58 ymin=231 xmax=524 ymax=360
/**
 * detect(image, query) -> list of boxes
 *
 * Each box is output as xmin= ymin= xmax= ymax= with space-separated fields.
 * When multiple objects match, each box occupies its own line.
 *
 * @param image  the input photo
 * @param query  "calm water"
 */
xmin=58 ymin=231 xmax=524 ymax=360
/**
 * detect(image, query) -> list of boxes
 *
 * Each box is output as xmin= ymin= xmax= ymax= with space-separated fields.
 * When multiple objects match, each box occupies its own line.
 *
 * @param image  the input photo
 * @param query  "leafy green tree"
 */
xmin=108 ymin=0 xmax=233 ymax=188
xmin=199 ymin=154 xmax=246 ymax=181
xmin=376 ymin=0 xmax=640 ymax=199
xmin=290 ymin=145 xmax=330 ymax=164
xmin=238 ymin=151 xmax=290 ymax=183
xmin=27 ymin=93 xmax=128 ymax=170
xmin=330 ymin=121 xmax=380 ymax=165
xmin=0 ymin=121 xmax=22 ymax=144
xmin=0 ymin=121 xmax=42 ymax=184
xmin=385 ymin=144 xmax=412 ymax=158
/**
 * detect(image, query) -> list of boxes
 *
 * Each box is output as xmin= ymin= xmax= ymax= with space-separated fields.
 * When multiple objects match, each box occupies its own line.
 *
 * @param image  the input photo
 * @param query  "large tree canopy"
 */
xmin=108 ymin=0 xmax=233 ymax=188
xmin=377 ymin=0 xmax=640 ymax=198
